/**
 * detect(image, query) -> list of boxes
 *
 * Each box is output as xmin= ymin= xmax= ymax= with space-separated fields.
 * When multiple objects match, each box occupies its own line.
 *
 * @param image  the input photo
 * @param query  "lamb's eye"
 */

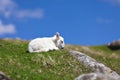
xmin=61 ymin=41 xmax=63 ymax=43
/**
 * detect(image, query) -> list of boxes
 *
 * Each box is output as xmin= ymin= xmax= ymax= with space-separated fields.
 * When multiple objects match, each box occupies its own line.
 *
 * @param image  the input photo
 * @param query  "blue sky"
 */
xmin=0 ymin=0 xmax=120 ymax=45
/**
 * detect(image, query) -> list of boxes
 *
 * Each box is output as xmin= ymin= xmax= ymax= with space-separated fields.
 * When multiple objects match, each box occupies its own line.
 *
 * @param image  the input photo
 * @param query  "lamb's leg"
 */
xmin=54 ymin=47 xmax=59 ymax=50
xmin=33 ymin=48 xmax=50 ymax=52
xmin=28 ymin=46 xmax=34 ymax=53
xmin=33 ymin=50 xmax=42 ymax=53
xmin=44 ymin=48 xmax=50 ymax=52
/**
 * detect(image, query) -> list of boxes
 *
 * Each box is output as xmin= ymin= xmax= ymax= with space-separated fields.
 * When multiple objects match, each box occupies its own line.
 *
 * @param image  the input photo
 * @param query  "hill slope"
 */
xmin=0 ymin=39 xmax=120 ymax=80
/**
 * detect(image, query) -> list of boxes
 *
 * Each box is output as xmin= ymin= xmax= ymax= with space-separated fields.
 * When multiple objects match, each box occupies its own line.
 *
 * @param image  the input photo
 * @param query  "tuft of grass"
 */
xmin=0 ymin=39 xmax=91 ymax=80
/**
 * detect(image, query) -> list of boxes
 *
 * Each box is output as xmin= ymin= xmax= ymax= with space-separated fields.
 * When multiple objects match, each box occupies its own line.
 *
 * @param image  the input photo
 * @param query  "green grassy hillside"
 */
xmin=0 ymin=39 xmax=120 ymax=80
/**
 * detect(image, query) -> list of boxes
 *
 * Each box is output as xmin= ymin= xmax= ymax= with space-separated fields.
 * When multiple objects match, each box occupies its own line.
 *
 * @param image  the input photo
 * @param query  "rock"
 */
xmin=108 ymin=40 xmax=120 ymax=50
xmin=69 ymin=50 xmax=120 ymax=80
xmin=75 ymin=72 xmax=120 ymax=80
xmin=0 ymin=71 xmax=11 ymax=80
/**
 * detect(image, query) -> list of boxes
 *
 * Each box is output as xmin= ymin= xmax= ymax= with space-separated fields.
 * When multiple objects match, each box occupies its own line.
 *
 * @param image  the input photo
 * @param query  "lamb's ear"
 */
xmin=56 ymin=32 xmax=60 ymax=39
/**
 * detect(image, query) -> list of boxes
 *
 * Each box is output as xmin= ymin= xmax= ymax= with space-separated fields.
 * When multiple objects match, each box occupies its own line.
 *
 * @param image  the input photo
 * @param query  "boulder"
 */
xmin=108 ymin=40 xmax=120 ymax=50
xmin=0 ymin=71 xmax=11 ymax=80
xmin=69 ymin=50 xmax=120 ymax=80
xmin=75 ymin=72 xmax=120 ymax=80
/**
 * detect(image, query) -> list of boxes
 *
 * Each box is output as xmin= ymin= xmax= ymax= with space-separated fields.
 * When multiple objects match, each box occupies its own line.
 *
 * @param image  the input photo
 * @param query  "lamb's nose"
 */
xmin=61 ymin=47 xmax=64 ymax=49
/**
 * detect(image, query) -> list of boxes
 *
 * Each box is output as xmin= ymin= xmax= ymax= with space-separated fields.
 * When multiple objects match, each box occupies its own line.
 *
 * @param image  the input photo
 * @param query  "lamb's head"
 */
xmin=53 ymin=32 xmax=65 ymax=49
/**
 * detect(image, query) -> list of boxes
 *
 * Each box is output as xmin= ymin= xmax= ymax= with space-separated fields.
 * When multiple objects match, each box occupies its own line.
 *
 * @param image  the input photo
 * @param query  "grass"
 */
xmin=0 ymin=39 xmax=91 ymax=80
xmin=0 ymin=39 xmax=120 ymax=80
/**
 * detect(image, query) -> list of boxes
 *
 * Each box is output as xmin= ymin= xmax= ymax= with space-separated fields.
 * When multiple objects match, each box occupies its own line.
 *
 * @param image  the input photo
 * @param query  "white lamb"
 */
xmin=28 ymin=32 xmax=65 ymax=53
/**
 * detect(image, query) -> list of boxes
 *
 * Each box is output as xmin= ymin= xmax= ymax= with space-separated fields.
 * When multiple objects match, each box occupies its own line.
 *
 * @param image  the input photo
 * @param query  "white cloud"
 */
xmin=96 ymin=18 xmax=112 ymax=24
xmin=15 ymin=9 xmax=44 ymax=19
xmin=0 ymin=0 xmax=44 ymax=19
xmin=102 ymin=0 xmax=120 ymax=5
xmin=0 ymin=20 xmax=16 ymax=35
xmin=0 ymin=0 xmax=17 ymax=18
